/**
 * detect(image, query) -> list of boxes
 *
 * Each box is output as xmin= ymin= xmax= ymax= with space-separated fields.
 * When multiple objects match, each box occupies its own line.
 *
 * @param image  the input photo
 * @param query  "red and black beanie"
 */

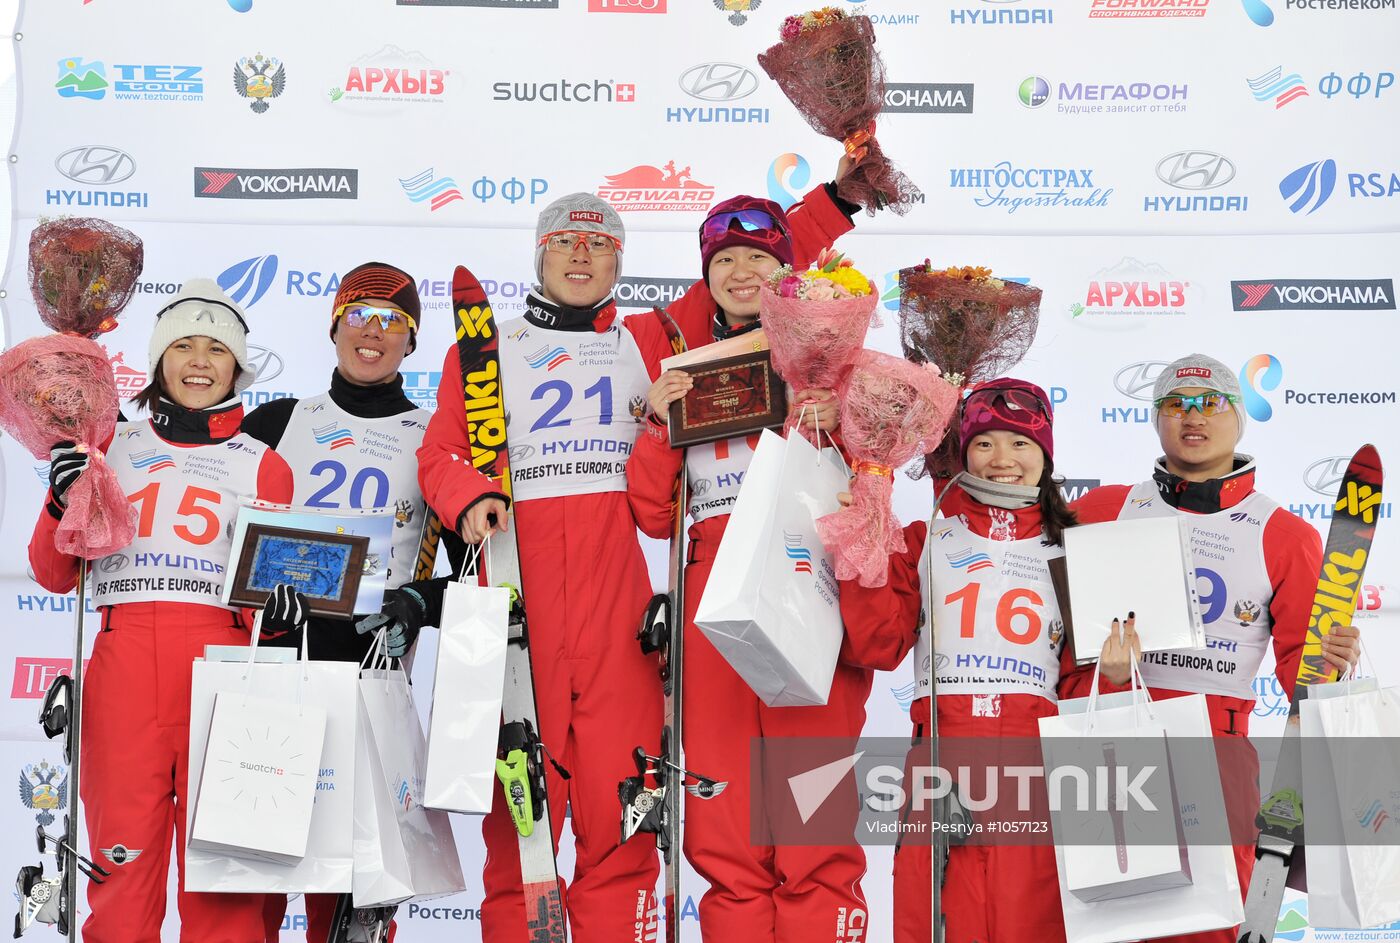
xmin=699 ymin=195 xmax=795 ymax=282
xmin=331 ymin=261 xmax=421 ymax=336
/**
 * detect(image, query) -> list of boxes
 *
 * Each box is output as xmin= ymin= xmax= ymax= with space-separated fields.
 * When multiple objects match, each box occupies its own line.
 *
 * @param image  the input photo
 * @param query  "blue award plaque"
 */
xmin=229 ymin=524 xmax=368 ymax=618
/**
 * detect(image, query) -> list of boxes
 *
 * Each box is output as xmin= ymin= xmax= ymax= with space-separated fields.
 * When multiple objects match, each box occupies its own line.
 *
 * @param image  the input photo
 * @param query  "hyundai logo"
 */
xmin=246 ymin=345 xmax=284 ymax=384
xmin=1155 ymin=151 xmax=1235 ymax=191
xmin=1113 ymin=361 xmax=1170 ymax=402
xmin=508 ymin=444 xmax=535 ymax=463
xmin=678 ymin=63 xmax=758 ymax=102
xmin=99 ymin=554 xmax=130 ymax=574
xmin=1304 ymin=455 xmax=1350 ymax=496
xmin=54 ymin=145 xmax=136 ymax=186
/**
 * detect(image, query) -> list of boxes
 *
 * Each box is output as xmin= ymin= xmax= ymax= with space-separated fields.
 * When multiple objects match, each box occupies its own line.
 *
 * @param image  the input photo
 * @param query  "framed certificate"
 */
xmin=666 ymin=349 xmax=788 ymax=448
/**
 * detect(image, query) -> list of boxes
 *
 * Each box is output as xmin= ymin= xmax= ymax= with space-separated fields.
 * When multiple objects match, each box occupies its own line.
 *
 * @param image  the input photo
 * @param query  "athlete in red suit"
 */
xmin=625 ymin=167 xmax=876 ymax=943
xmin=838 ymin=379 xmax=1137 ymax=943
xmin=1063 ymin=354 xmax=1360 ymax=943
xmin=29 ymin=282 xmax=293 ymax=943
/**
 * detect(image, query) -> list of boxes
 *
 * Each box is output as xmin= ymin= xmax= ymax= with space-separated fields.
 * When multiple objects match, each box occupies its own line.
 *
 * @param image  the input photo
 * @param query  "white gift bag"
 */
xmin=423 ymin=578 xmax=509 ymax=813
xmin=1040 ymin=663 xmax=1191 ymax=903
xmin=185 ymin=624 xmax=359 ymax=893
xmin=189 ymin=689 xmax=326 ymax=864
xmin=1045 ymin=671 xmax=1244 ymax=943
xmin=1302 ymin=676 xmax=1400 ymax=930
xmin=354 ymin=635 xmax=466 ymax=907
xmin=694 ymin=428 xmax=847 ymax=706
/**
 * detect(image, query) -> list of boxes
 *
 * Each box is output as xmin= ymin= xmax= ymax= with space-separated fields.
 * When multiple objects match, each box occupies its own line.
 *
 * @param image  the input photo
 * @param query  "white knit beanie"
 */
xmin=534 ymin=192 xmax=625 ymax=283
xmin=148 ymin=279 xmax=254 ymax=394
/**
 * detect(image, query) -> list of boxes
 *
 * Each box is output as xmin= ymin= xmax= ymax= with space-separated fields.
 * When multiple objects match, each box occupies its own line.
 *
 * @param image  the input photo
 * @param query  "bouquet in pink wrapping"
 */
xmin=816 ymin=351 xmax=959 ymax=588
xmin=758 ymin=8 xmax=920 ymax=215
xmin=897 ymin=263 xmax=1042 ymax=479
xmin=760 ymin=249 xmax=877 ymax=441
xmin=0 ymin=218 xmax=144 ymax=559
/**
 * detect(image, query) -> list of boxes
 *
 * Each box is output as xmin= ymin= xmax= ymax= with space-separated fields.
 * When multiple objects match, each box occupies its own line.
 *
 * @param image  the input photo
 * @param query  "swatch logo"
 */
xmin=946 ymin=549 xmax=994 ymax=573
xmin=526 ymin=345 xmax=571 ymax=370
xmin=128 ymin=449 xmax=175 ymax=473
xmin=1241 ymin=354 xmax=1282 ymax=422
xmin=783 ymin=532 xmax=813 ymax=574
xmin=1248 ymin=67 xmax=1307 ymax=108
xmin=767 ymin=153 xmax=810 ymax=211
xmin=313 ymin=424 xmax=355 ymax=450
xmin=1279 ymin=159 xmax=1336 ymax=215
xmin=398 ymin=167 xmax=464 ymax=211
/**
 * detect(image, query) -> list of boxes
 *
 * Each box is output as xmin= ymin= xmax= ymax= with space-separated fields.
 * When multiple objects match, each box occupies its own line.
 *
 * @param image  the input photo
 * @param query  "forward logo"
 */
xmin=1230 ymin=278 xmax=1395 ymax=311
xmin=195 ymin=167 xmax=358 ymax=200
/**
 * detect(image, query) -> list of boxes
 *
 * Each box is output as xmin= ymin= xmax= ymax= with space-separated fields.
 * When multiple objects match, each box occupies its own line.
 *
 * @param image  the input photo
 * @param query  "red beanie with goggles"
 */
xmin=699 ymin=195 xmax=795 ymax=282
xmin=958 ymin=377 xmax=1055 ymax=464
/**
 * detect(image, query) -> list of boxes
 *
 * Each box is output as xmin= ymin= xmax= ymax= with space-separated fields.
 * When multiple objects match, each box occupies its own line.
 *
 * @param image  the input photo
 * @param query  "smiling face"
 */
xmin=965 ymin=429 xmax=1046 ymax=487
xmin=540 ymin=235 xmax=618 ymax=308
xmin=333 ymin=297 xmax=413 ymax=386
xmin=1156 ymin=385 xmax=1240 ymax=480
xmin=707 ymin=246 xmax=781 ymax=324
xmin=159 ymin=335 xmax=238 ymax=409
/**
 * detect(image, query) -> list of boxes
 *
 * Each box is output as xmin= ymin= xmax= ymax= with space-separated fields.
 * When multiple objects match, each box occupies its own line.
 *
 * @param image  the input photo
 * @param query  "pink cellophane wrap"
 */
xmin=757 ymin=14 xmax=920 ymax=215
xmin=28 ymin=218 xmax=144 ymax=337
xmin=759 ymin=282 xmax=877 ymax=441
xmin=0 ymin=334 xmax=135 ymax=558
xmin=816 ymin=351 xmax=959 ymax=588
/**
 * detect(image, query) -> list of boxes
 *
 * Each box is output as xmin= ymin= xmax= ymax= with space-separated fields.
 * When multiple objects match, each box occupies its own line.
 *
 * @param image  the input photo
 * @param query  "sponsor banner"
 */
xmin=597 ymin=161 xmax=714 ymax=212
xmin=881 ymin=83 xmax=974 ymax=114
xmin=1231 ymin=278 xmax=1395 ymax=311
xmin=1088 ymin=0 xmax=1210 ymax=18
xmin=614 ymin=275 xmax=693 ymax=309
xmin=194 ymin=167 xmax=359 ymax=200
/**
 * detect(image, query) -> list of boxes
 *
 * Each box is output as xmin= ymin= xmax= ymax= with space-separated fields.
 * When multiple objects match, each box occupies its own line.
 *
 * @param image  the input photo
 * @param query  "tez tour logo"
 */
xmin=313 ymin=424 xmax=355 ymax=450
xmin=526 ymin=345 xmax=571 ymax=370
xmin=784 ymin=532 xmax=813 ymax=574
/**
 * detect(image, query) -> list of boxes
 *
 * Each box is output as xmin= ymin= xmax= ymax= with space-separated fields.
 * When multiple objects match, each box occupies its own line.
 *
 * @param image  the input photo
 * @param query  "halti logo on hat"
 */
xmin=1176 ymin=366 xmax=1212 ymax=379
xmin=569 ymin=210 xmax=605 ymax=224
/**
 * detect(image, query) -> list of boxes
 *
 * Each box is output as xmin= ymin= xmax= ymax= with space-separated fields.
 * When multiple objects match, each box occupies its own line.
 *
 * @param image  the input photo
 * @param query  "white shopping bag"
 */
xmin=423 ymin=579 xmax=509 ymax=813
xmin=1044 ymin=676 xmax=1244 ymax=943
xmin=1301 ymin=677 xmax=1400 ymax=930
xmin=1040 ymin=663 xmax=1190 ymax=902
xmin=695 ymin=428 xmax=847 ymax=706
xmin=185 ymin=628 xmax=359 ymax=893
xmin=189 ymin=689 xmax=325 ymax=864
xmin=353 ymin=636 xmax=466 ymax=907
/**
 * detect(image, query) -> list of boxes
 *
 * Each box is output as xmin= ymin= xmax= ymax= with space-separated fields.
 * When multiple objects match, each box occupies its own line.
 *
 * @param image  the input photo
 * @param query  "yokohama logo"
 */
xmin=1230 ymin=278 xmax=1395 ymax=311
xmin=195 ymin=167 xmax=359 ymax=200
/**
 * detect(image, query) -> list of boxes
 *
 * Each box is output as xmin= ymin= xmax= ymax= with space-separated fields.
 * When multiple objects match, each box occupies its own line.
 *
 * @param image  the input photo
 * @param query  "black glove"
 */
xmin=260 ymin=583 xmax=310 ymax=643
xmin=47 ymin=442 xmax=89 ymax=516
xmin=355 ymin=585 xmax=428 ymax=658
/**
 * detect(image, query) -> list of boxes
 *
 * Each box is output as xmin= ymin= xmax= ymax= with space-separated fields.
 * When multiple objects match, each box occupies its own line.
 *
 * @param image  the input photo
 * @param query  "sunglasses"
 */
xmin=539 ymin=231 xmax=621 ymax=256
xmin=332 ymin=302 xmax=417 ymax=335
xmin=1154 ymin=391 xmax=1238 ymax=418
xmin=700 ymin=209 xmax=788 ymax=244
xmin=962 ymin=386 xmax=1052 ymax=427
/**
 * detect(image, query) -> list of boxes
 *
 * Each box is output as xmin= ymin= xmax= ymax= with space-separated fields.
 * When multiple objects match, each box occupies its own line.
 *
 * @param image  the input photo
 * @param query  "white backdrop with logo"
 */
xmin=0 ymin=0 xmax=1398 ymax=940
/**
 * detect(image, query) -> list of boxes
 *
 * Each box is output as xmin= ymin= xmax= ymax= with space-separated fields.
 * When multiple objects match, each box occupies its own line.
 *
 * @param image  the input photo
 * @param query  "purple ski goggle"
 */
xmin=700 ymin=209 xmax=789 ymax=242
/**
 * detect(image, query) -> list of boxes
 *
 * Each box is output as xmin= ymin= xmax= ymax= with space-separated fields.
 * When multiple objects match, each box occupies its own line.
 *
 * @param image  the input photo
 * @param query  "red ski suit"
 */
xmin=838 ymin=485 xmax=1074 ymax=943
xmin=1063 ymin=463 xmax=1323 ymax=943
xmin=624 ymin=184 xmax=869 ymax=943
xmin=28 ymin=418 xmax=293 ymax=943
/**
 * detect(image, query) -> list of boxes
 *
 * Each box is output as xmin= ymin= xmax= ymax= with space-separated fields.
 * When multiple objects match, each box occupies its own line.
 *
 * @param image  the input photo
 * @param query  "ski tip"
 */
xmin=1353 ymin=443 xmax=1382 ymax=476
xmin=452 ymin=264 xmax=490 ymax=310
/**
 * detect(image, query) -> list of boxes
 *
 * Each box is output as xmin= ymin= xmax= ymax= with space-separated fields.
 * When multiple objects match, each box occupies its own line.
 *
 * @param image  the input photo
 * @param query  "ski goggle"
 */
xmin=961 ymin=386 xmax=1052 ymax=429
xmin=1154 ymin=391 xmax=1239 ymax=418
xmin=332 ymin=302 xmax=417 ymax=334
xmin=154 ymin=296 xmax=250 ymax=333
xmin=700 ymin=208 xmax=789 ymax=243
xmin=538 ymin=231 xmax=621 ymax=256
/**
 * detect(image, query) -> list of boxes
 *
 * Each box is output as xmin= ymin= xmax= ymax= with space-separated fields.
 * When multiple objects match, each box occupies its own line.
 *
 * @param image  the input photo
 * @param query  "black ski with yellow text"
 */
xmin=454 ymin=264 xmax=568 ymax=943
xmin=1238 ymin=443 xmax=1384 ymax=943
